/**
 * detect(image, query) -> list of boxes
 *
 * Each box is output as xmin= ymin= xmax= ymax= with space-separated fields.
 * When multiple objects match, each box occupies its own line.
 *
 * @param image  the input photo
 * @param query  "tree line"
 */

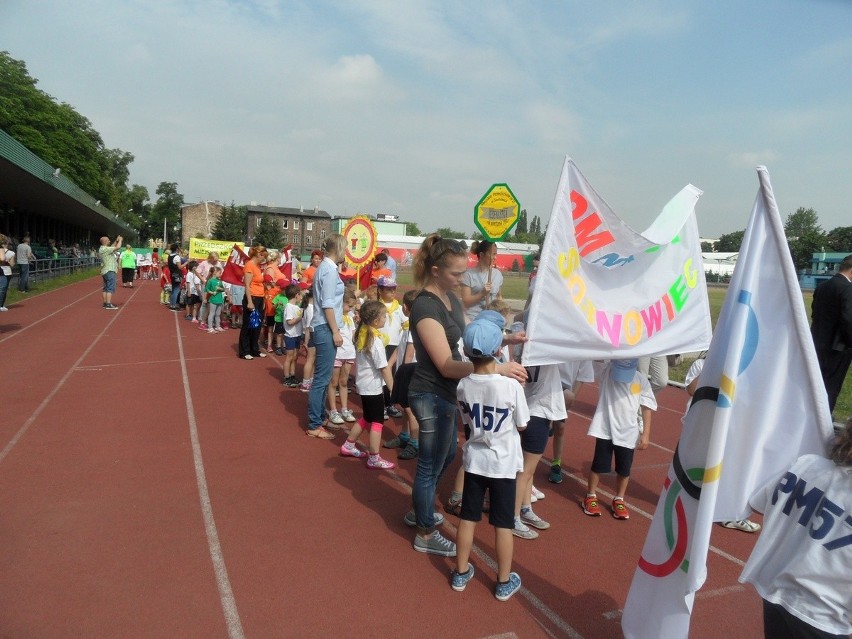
xmin=710 ymin=208 xmax=851 ymax=271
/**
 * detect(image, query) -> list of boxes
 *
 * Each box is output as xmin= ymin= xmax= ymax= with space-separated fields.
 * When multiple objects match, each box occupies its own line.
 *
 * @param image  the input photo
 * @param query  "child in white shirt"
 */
xmin=326 ymin=290 xmax=357 ymax=425
xmin=282 ymin=285 xmax=304 ymax=387
xmin=339 ymin=300 xmax=395 ymax=470
xmin=582 ymin=359 xmax=656 ymax=520
xmin=451 ymin=311 xmax=530 ymax=602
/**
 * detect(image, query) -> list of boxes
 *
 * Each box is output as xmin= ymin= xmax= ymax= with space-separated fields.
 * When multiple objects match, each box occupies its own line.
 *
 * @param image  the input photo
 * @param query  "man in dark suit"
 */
xmin=811 ymin=254 xmax=852 ymax=413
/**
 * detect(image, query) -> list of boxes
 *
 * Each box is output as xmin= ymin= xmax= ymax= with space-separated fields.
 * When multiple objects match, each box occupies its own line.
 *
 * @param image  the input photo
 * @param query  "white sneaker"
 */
xmin=0 ymin=306 xmax=7 ymax=312
xmin=531 ymin=485 xmax=545 ymax=502
xmin=328 ymin=410 xmax=345 ymax=425
xmin=341 ymin=409 xmax=357 ymax=422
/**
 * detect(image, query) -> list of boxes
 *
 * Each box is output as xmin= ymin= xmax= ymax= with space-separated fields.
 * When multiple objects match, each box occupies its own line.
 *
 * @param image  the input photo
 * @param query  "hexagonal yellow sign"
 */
xmin=475 ymin=183 xmax=520 ymax=241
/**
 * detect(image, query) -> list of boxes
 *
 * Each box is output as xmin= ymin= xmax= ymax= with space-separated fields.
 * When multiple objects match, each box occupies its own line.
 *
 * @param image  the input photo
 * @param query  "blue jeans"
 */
xmin=410 ymin=391 xmax=459 ymax=531
xmin=0 ymin=274 xmax=9 ymax=307
xmin=18 ymin=263 xmax=29 ymax=291
xmin=169 ymin=278 xmax=182 ymax=307
xmin=307 ymin=322 xmax=337 ymax=430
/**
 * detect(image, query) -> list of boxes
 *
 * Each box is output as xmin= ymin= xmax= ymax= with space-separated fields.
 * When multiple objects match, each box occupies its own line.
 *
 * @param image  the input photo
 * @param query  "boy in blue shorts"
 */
xmin=582 ymin=358 xmax=656 ymax=520
xmin=451 ymin=311 xmax=530 ymax=601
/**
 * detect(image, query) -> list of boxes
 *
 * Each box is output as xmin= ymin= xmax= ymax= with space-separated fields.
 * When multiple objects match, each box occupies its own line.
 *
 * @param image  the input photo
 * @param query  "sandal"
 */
xmin=306 ymin=427 xmax=335 ymax=440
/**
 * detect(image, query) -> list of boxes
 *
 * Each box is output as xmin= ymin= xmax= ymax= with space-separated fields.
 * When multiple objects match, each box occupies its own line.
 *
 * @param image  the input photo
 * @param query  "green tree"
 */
xmin=212 ymin=202 xmax=247 ymax=242
xmin=128 ymin=184 xmax=152 ymax=239
xmin=785 ymin=207 xmax=825 ymax=271
xmin=435 ymin=226 xmax=467 ymax=239
xmin=716 ymin=230 xmax=745 ymax=252
xmin=700 ymin=241 xmax=715 ymax=252
xmin=825 ymin=226 xmax=852 ymax=252
xmin=254 ymin=214 xmax=282 ymax=248
xmin=405 ymin=221 xmax=422 ymax=236
xmin=147 ymin=182 xmax=184 ymax=245
xmin=0 ymin=51 xmax=134 ymax=214
xmin=515 ymin=209 xmax=528 ymax=235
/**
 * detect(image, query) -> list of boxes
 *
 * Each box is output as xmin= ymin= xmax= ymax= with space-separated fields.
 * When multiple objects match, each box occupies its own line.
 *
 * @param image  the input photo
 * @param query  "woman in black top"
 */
xmin=407 ymin=234 xmax=526 ymax=556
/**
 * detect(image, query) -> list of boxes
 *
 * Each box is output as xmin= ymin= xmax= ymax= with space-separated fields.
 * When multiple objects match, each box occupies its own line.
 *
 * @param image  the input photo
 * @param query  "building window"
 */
xmin=306 ymin=221 xmax=313 ymax=231
xmin=320 ymin=229 xmax=327 ymax=239
xmin=282 ymin=219 xmax=289 ymax=229
xmin=293 ymin=219 xmax=300 ymax=230
xmin=255 ymin=217 xmax=261 ymax=227
xmin=305 ymin=235 xmax=312 ymax=245
xmin=282 ymin=232 xmax=288 ymax=243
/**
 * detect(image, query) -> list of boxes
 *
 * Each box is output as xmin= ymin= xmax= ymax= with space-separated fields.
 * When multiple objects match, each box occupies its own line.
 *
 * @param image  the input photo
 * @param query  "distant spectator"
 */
xmin=16 ymin=236 xmax=35 ymax=292
xmin=461 ymin=240 xmax=503 ymax=321
xmin=0 ymin=234 xmax=16 ymax=311
xmin=120 ymin=245 xmax=137 ymax=288
xmin=302 ymin=250 xmax=323 ymax=288
xmin=98 ymin=235 xmax=123 ymax=310
xmin=383 ymin=249 xmax=398 ymax=279
xmin=810 ymin=254 xmax=852 ymax=413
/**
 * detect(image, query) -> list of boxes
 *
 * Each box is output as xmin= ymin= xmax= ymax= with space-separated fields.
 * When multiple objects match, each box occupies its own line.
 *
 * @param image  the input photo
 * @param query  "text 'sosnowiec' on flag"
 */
xmin=523 ymin=157 xmax=711 ymax=367
xmin=621 ymin=166 xmax=834 ymax=638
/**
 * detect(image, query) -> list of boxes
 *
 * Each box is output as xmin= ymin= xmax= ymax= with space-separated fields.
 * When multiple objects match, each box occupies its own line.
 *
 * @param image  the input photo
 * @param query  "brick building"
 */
xmin=180 ymin=201 xmax=225 ymax=244
xmin=246 ymin=205 xmax=332 ymax=259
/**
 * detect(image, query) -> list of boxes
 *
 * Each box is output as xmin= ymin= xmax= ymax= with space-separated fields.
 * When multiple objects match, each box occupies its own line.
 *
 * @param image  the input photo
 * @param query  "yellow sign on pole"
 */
xmin=475 ymin=183 xmax=521 ymax=241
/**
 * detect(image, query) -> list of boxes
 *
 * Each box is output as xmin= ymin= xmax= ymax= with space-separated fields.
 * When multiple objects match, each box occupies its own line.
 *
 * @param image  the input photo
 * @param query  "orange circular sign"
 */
xmin=343 ymin=215 xmax=378 ymax=268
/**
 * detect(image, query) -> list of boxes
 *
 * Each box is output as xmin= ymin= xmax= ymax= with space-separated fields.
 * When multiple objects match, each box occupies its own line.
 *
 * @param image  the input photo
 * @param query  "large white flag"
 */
xmin=523 ymin=158 xmax=711 ymax=364
xmin=621 ymin=166 xmax=834 ymax=638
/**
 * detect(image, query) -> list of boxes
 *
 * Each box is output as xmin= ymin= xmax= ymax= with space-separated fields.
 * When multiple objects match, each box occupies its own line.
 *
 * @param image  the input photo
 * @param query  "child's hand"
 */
xmin=637 ymin=433 xmax=650 ymax=450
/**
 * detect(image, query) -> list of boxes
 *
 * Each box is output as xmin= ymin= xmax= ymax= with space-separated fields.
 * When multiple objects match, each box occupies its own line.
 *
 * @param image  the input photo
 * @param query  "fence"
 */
xmin=10 ymin=256 xmax=100 ymax=288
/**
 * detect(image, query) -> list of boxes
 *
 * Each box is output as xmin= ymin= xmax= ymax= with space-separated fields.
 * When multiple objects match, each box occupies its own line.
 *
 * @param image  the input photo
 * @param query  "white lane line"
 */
xmin=173 ymin=312 xmax=245 ymax=639
xmin=0 ymin=285 xmax=101 ymax=344
xmin=0 ymin=288 xmax=136 ymax=465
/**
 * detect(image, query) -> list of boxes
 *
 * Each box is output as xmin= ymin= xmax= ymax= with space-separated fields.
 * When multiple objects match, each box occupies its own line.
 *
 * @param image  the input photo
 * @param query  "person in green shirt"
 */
xmin=272 ymin=279 xmax=289 ymax=355
xmin=204 ymin=266 xmax=227 ymax=333
xmin=120 ymin=245 xmax=137 ymax=288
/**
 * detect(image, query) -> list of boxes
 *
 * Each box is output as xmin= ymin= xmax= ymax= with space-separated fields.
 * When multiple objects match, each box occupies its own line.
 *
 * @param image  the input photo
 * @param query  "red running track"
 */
xmin=0 ymin=278 xmax=765 ymax=638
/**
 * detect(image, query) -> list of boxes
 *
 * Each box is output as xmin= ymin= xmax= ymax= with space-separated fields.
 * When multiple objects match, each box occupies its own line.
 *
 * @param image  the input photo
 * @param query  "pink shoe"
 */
xmin=367 ymin=455 xmax=395 ymax=470
xmin=191 ymin=318 xmax=199 ymax=323
xmin=340 ymin=443 xmax=366 ymax=458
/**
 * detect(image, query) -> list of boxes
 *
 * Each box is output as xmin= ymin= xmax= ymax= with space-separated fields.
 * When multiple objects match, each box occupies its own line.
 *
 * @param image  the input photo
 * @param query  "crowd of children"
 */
xmin=154 ymin=249 xmax=698 ymax=604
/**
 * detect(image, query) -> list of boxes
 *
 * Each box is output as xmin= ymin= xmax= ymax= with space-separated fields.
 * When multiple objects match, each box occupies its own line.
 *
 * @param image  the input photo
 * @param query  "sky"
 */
xmin=2 ymin=0 xmax=850 ymax=239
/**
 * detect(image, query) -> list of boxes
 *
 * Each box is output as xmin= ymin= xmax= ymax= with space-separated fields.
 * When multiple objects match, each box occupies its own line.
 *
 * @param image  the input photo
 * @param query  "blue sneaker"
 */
xmin=548 ymin=464 xmax=563 ymax=484
xmin=451 ymin=565 xmax=475 ymax=592
xmin=495 ymin=572 xmax=522 ymax=601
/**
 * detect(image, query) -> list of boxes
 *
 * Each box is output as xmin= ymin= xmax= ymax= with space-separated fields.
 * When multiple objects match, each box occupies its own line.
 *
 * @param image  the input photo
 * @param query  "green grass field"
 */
xmin=394 ymin=271 xmax=850 ymax=420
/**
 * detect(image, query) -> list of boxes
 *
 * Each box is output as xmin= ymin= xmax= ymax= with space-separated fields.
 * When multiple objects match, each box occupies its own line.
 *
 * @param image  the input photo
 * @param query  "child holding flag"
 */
xmin=582 ymin=359 xmax=656 ymax=520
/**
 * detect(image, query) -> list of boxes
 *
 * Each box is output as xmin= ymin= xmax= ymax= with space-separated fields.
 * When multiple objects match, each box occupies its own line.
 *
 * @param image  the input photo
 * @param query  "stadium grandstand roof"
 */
xmin=0 ymin=128 xmax=134 ymax=238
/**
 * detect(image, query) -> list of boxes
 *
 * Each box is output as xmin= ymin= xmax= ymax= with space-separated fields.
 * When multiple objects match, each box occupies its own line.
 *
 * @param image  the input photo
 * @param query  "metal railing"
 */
xmin=10 ymin=256 xmax=100 ymax=287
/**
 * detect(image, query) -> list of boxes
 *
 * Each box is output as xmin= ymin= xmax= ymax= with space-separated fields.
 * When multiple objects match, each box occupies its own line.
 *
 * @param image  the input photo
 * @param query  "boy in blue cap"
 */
xmin=450 ymin=311 xmax=530 ymax=601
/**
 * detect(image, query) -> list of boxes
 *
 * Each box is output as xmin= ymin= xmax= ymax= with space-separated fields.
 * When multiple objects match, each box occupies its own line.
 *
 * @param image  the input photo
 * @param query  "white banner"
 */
xmin=621 ymin=166 xmax=834 ymax=638
xmin=523 ymin=157 xmax=711 ymax=364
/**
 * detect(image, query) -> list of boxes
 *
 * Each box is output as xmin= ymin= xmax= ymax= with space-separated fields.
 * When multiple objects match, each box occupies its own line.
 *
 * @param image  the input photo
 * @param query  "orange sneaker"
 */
xmin=611 ymin=497 xmax=630 ymax=520
xmin=582 ymin=495 xmax=602 ymax=516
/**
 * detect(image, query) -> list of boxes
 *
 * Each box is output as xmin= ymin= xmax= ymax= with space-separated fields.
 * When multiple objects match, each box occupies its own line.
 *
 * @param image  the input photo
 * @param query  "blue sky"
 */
xmin=2 ymin=0 xmax=850 ymax=238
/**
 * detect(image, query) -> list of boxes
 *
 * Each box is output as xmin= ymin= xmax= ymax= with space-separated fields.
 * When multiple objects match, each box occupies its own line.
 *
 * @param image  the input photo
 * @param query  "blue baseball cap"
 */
xmin=463 ymin=312 xmax=504 ymax=359
xmin=611 ymin=358 xmax=639 ymax=383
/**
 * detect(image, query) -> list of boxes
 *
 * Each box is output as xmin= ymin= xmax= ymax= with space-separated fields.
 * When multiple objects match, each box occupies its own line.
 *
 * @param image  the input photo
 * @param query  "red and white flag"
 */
xmin=222 ymin=244 xmax=249 ymax=286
